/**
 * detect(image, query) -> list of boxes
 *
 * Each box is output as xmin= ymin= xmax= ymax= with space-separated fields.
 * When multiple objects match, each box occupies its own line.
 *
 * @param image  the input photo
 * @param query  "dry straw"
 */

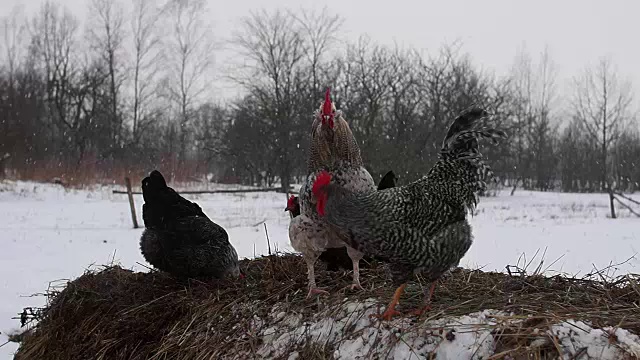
xmin=12 ymin=253 xmax=640 ymax=359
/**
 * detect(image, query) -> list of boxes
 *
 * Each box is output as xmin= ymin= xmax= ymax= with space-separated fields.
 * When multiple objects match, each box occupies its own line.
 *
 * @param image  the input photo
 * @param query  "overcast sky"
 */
xmin=2 ymin=0 xmax=638 ymax=108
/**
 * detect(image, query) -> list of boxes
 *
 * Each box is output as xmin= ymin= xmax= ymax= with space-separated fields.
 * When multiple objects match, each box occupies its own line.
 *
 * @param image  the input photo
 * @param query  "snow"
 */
xmin=466 ymin=191 xmax=640 ymax=277
xmin=547 ymin=320 xmax=640 ymax=359
xmin=0 ymin=180 xmax=639 ymax=358
xmin=239 ymin=302 xmax=640 ymax=360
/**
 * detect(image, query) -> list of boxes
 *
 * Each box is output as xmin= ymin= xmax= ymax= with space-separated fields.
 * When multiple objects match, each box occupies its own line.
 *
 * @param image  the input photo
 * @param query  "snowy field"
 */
xmin=1 ymin=180 xmax=639 ymax=358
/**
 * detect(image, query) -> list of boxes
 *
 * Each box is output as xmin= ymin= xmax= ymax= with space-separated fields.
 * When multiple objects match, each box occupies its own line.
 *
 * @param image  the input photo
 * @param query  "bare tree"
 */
xmin=613 ymin=130 xmax=640 ymax=192
xmin=232 ymin=10 xmax=305 ymax=96
xmin=86 ymin=0 xmax=126 ymax=154
xmin=30 ymin=1 xmax=85 ymax=163
xmin=572 ymin=57 xmax=633 ymax=192
xmin=9 ymin=2 xmax=640 ymax=192
xmin=0 ymin=5 xmax=27 ymax=175
xmin=1 ymin=6 xmax=26 ymax=87
xmin=412 ymin=42 xmax=497 ymax=178
xmin=346 ymin=37 xmax=391 ymax=138
xmin=231 ymin=9 xmax=342 ymax=190
xmin=294 ymin=7 xmax=343 ymax=93
xmin=527 ymin=47 xmax=559 ymax=190
xmin=508 ymin=46 xmax=535 ymax=188
xmin=382 ymin=46 xmax=421 ymax=176
xmin=507 ymin=46 xmax=559 ymax=191
xmin=129 ymin=0 xmax=163 ymax=143
xmin=534 ymin=48 xmax=558 ymax=189
xmin=162 ymin=0 xmax=216 ymax=164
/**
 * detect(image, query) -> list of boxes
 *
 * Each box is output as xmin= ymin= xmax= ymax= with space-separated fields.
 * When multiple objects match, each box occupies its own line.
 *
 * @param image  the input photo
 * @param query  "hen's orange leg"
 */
xmin=371 ymin=283 xmax=406 ymax=321
xmin=411 ymin=282 xmax=437 ymax=316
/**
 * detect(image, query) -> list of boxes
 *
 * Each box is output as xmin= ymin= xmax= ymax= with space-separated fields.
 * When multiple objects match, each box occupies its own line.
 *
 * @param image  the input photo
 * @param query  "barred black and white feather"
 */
xmin=431 ymin=107 xmax=507 ymax=214
xmin=287 ymin=170 xmax=397 ymax=272
xmin=313 ymin=107 xmax=507 ymax=286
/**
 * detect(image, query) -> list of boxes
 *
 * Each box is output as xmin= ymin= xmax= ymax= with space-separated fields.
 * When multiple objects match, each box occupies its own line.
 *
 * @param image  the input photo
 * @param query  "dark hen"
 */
xmin=312 ymin=107 xmax=506 ymax=320
xmin=140 ymin=170 xmax=240 ymax=279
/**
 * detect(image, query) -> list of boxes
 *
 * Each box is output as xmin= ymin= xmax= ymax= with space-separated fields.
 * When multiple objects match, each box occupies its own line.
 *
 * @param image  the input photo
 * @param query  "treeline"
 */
xmin=0 ymin=1 xmax=638 ymax=192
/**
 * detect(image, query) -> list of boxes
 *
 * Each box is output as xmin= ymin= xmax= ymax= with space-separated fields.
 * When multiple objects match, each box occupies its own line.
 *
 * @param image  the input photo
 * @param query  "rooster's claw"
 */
xmin=409 ymin=305 xmax=432 ymax=317
xmin=349 ymin=283 xmax=364 ymax=291
xmin=370 ymin=308 xmax=402 ymax=321
xmin=306 ymin=288 xmax=330 ymax=298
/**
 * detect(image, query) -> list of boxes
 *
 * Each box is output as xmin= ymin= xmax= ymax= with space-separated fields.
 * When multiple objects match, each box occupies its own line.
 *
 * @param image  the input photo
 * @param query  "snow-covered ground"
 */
xmin=0 ymin=180 xmax=639 ymax=359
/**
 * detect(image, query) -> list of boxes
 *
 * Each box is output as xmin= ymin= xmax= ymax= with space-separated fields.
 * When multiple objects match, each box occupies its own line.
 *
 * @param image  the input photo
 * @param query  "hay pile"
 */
xmin=13 ymin=254 xmax=640 ymax=359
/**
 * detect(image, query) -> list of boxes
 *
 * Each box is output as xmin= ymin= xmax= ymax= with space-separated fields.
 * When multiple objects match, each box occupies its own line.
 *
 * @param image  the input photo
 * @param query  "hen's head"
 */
xmin=284 ymin=195 xmax=300 ymax=217
xmin=224 ymin=264 xmax=246 ymax=280
xmin=224 ymin=246 xmax=245 ymax=280
xmin=141 ymin=170 xmax=168 ymax=202
xmin=319 ymin=87 xmax=336 ymax=129
xmin=311 ymin=171 xmax=332 ymax=216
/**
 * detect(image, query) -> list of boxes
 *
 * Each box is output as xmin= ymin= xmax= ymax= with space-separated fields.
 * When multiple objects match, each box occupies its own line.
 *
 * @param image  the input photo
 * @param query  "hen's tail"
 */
xmin=435 ymin=107 xmax=507 ymax=211
xmin=377 ymin=170 xmax=397 ymax=190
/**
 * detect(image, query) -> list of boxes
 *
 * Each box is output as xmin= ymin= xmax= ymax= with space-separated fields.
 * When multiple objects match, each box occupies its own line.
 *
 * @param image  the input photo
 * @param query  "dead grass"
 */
xmin=5 ymin=156 xmax=206 ymax=188
xmin=11 ymin=253 xmax=640 ymax=360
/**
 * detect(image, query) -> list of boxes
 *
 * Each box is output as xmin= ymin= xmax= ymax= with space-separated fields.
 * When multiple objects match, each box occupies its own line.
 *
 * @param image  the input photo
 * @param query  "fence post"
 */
xmin=125 ymin=177 xmax=139 ymax=228
xmin=608 ymin=187 xmax=617 ymax=219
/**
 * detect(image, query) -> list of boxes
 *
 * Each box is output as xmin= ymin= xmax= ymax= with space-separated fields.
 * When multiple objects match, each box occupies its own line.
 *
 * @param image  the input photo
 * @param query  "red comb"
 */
xmin=322 ymin=88 xmax=332 ymax=116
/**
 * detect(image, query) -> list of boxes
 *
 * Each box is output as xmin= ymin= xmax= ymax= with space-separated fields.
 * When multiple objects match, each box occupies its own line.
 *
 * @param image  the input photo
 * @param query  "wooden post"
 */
xmin=608 ymin=187 xmax=617 ymax=219
xmin=125 ymin=177 xmax=139 ymax=228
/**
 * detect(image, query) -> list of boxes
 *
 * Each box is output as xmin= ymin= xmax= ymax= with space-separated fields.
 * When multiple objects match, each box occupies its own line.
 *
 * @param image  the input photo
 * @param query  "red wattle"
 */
xmin=317 ymin=196 xmax=326 ymax=216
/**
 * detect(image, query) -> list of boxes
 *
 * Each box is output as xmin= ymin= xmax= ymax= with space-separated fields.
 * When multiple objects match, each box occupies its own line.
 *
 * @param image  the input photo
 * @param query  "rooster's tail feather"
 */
xmin=436 ymin=107 xmax=507 ymax=212
xmin=440 ymin=107 xmax=506 ymax=160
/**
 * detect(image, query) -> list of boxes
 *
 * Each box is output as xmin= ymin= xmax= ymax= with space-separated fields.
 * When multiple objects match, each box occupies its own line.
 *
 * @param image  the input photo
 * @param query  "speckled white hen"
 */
xmin=291 ymin=88 xmax=376 ymax=298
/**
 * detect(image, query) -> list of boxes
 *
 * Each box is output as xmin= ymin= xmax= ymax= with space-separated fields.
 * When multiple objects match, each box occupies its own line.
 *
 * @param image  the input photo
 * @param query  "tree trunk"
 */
xmin=280 ymin=168 xmax=290 ymax=193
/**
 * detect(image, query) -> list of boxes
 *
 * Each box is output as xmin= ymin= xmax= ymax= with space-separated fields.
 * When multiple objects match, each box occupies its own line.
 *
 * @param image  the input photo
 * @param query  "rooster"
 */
xmin=292 ymin=88 xmax=377 ymax=297
xmin=286 ymin=170 xmax=397 ymax=272
xmin=311 ymin=107 xmax=506 ymax=320
xmin=306 ymin=89 xmax=364 ymax=174
xmin=140 ymin=170 xmax=241 ymax=279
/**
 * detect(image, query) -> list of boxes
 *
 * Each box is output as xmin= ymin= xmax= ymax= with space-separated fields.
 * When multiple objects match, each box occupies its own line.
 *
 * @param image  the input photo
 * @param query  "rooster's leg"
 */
xmin=370 ymin=283 xmax=406 ymax=321
xmin=410 ymin=282 xmax=437 ymax=316
xmin=304 ymin=254 xmax=329 ymax=298
xmin=350 ymin=260 xmax=362 ymax=291
xmin=346 ymin=246 xmax=364 ymax=291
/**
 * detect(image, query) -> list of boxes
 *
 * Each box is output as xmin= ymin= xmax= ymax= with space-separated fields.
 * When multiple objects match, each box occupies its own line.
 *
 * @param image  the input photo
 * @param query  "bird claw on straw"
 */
xmin=339 ymin=283 xmax=364 ymax=292
xmin=409 ymin=304 xmax=432 ymax=317
xmin=349 ymin=283 xmax=364 ymax=291
xmin=306 ymin=288 xmax=330 ymax=299
xmin=369 ymin=307 xmax=402 ymax=321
